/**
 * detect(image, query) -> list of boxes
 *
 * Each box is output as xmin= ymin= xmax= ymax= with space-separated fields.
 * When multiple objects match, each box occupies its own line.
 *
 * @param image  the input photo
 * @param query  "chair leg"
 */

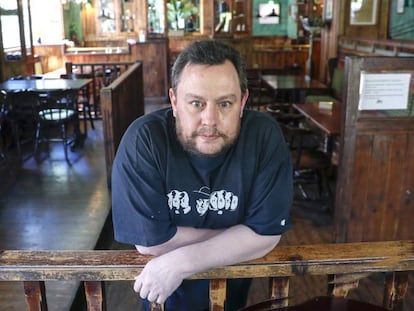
xmin=87 ymin=104 xmax=95 ymax=130
xmin=60 ymin=124 xmax=71 ymax=166
xmin=34 ymin=123 xmax=42 ymax=163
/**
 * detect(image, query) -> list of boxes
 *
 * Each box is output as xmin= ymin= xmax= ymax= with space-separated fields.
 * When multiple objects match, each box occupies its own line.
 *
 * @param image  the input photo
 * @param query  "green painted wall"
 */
xmin=252 ymin=0 xmax=297 ymax=38
xmin=389 ymin=1 xmax=414 ymax=40
xmin=63 ymin=3 xmax=83 ymax=42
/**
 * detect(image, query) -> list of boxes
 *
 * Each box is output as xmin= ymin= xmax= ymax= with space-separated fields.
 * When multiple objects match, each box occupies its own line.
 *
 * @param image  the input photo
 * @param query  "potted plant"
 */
xmin=167 ymin=0 xmax=198 ymax=35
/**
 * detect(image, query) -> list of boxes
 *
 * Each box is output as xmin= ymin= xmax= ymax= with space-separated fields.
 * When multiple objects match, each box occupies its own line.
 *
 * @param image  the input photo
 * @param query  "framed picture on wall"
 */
xmin=258 ymin=2 xmax=280 ymax=24
xmin=350 ymin=0 xmax=378 ymax=25
xmin=397 ymin=0 xmax=404 ymax=14
xmin=324 ymin=0 xmax=333 ymax=20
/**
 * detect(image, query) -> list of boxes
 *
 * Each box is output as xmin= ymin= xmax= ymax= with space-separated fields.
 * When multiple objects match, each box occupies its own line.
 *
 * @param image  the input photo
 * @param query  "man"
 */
xmin=112 ymin=40 xmax=292 ymax=310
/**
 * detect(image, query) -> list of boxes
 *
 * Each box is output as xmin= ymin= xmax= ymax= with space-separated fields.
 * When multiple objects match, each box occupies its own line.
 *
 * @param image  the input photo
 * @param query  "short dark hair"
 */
xmin=171 ymin=40 xmax=247 ymax=95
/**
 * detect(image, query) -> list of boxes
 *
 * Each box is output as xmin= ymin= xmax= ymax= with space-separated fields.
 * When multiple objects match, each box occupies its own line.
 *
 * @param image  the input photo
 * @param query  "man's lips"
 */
xmin=199 ymin=134 xmax=220 ymax=141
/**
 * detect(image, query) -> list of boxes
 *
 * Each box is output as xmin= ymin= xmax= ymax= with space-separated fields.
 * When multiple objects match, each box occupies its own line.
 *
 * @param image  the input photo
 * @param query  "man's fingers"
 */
xmin=157 ymin=294 xmax=167 ymax=305
xmin=139 ymin=285 xmax=150 ymax=300
xmin=147 ymin=291 xmax=159 ymax=303
xmin=133 ymin=277 xmax=142 ymax=293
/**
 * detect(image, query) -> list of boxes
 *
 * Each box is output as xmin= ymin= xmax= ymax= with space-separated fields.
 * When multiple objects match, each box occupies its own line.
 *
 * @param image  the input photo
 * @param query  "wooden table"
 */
xmin=261 ymin=74 xmax=328 ymax=103
xmin=292 ymin=101 xmax=341 ymax=154
xmin=0 ymin=78 xmax=92 ymax=93
xmin=0 ymin=78 xmax=93 ymax=148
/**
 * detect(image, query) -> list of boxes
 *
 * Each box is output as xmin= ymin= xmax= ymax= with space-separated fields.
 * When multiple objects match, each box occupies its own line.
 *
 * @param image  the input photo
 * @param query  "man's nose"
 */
xmin=201 ymin=103 xmax=219 ymax=126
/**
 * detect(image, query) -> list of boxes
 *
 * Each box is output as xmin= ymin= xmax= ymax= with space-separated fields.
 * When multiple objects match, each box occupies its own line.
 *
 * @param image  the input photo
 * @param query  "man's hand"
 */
xmin=133 ymin=255 xmax=184 ymax=304
xmin=134 ymin=225 xmax=281 ymax=304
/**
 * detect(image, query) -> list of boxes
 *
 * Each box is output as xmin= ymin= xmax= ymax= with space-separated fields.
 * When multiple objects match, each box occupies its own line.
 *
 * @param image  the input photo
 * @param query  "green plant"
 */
xmin=167 ymin=0 xmax=198 ymax=30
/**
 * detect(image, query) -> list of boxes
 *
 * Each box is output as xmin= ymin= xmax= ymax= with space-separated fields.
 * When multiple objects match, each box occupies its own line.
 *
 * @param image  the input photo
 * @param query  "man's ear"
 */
xmin=169 ymin=88 xmax=177 ymax=117
xmin=240 ymin=90 xmax=249 ymax=117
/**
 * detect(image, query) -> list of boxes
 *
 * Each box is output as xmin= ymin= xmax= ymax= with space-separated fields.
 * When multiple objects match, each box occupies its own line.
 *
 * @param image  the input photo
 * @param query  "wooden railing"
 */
xmin=338 ymin=37 xmax=414 ymax=58
xmin=100 ymin=61 xmax=144 ymax=187
xmin=0 ymin=240 xmax=413 ymax=311
xmin=65 ymin=61 xmax=136 ymax=117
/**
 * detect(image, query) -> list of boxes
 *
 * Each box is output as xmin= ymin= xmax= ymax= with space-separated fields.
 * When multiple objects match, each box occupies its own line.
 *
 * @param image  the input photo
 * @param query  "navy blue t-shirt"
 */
xmin=111 ymin=108 xmax=293 ymax=310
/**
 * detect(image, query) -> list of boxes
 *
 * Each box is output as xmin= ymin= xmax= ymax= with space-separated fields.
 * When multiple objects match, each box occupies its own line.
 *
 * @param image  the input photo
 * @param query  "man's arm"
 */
xmin=135 ymin=226 xmax=225 ymax=256
xmin=134 ymin=224 xmax=281 ymax=304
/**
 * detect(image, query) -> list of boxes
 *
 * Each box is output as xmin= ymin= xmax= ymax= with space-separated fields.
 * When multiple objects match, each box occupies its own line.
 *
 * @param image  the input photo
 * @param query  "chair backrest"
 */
xmin=35 ymin=90 xmax=77 ymax=122
xmin=6 ymin=91 xmax=39 ymax=124
xmin=331 ymin=67 xmax=344 ymax=101
xmin=60 ymin=73 xmax=92 ymax=80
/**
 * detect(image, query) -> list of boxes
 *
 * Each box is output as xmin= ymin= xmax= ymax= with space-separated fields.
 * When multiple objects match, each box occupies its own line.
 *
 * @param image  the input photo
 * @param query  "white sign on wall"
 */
xmin=358 ymin=72 xmax=411 ymax=110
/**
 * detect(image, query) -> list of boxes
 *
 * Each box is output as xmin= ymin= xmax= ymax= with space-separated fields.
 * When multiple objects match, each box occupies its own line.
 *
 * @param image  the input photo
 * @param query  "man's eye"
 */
xmin=191 ymin=101 xmax=203 ymax=108
xmin=220 ymin=101 xmax=232 ymax=108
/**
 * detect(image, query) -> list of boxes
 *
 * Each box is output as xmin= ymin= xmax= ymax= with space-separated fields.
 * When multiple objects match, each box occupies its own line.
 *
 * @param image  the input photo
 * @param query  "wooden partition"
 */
xmin=0 ymin=240 xmax=413 ymax=311
xmin=335 ymin=56 xmax=414 ymax=243
xmin=100 ymin=61 xmax=144 ymax=187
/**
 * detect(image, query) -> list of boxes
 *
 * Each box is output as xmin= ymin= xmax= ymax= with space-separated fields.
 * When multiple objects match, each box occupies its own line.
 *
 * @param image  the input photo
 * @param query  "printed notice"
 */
xmin=358 ymin=73 xmax=411 ymax=110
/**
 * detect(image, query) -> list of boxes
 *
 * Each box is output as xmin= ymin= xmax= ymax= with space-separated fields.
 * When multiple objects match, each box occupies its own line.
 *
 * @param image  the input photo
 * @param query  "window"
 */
xmin=0 ymin=0 xmax=21 ymax=52
xmin=30 ymin=0 xmax=64 ymax=43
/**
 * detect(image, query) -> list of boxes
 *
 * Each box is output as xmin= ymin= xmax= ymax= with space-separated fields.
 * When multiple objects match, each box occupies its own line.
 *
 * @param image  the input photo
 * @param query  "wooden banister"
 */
xmin=0 ymin=240 xmax=413 ymax=311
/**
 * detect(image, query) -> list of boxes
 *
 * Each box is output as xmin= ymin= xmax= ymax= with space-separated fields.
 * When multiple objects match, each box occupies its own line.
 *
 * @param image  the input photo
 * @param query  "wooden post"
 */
xmin=84 ymin=281 xmax=106 ymax=311
xmin=24 ymin=281 xmax=48 ymax=311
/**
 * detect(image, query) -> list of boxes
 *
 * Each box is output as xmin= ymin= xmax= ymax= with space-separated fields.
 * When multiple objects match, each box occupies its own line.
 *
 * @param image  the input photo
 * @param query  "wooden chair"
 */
xmin=4 ymin=90 xmax=39 ymax=161
xmin=267 ymin=103 xmax=332 ymax=201
xmin=305 ymin=59 xmax=344 ymax=104
xmin=246 ymin=69 xmax=274 ymax=110
xmin=283 ymin=122 xmax=332 ymax=201
xmin=33 ymin=90 xmax=80 ymax=165
xmin=0 ymin=90 xmax=10 ymax=167
xmin=60 ymin=73 xmax=95 ymax=134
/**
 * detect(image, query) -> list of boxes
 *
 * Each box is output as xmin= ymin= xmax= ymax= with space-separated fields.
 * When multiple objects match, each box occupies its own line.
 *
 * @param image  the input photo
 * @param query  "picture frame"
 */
xmin=324 ymin=0 xmax=333 ymax=21
xmin=350 ymin=0 xmax=378 ymax=25
xmin=397 ymin=0 xmax=405 ymax=14
xmin=258 ymin=3 xmax=280 ymax=25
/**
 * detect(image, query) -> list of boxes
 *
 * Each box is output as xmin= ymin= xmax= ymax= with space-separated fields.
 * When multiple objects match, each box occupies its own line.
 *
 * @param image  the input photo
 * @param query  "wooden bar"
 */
xmin=1 ymin=241 xmax=413 ymax=281
xmin=0 ymin=241 xmax=413 ymax=310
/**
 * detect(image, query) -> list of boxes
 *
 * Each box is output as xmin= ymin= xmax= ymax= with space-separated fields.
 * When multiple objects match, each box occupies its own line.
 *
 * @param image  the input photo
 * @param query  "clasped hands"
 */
xmin=134 ymin=256 xmax=184 ymax=305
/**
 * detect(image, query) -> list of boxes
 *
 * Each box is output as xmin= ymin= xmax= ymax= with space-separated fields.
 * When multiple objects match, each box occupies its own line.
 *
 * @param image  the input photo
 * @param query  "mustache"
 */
xmin=194 ymin=127 xmax=225 ymax=137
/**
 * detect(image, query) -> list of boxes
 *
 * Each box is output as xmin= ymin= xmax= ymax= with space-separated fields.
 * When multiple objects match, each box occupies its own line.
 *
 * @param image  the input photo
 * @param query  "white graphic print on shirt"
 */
xmin=167 ymin=187 xmax=238 ymax=216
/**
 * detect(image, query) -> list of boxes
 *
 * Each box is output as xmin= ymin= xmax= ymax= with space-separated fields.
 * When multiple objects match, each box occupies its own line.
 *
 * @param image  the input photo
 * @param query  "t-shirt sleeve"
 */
xmin=243 ymin=117 xmax=293 ymax=236
xmin=111 ymin=119 xmax=177 ymax=246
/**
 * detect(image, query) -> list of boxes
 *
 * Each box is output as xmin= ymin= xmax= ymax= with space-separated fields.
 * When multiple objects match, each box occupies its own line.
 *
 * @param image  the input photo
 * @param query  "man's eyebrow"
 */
xmin=184 ymin=93 xmax=204 ymax=101
xmin=183 ymin=93 xmax=238 ymax=102
xmin=217 ymin=94 xmax=237 ymax=102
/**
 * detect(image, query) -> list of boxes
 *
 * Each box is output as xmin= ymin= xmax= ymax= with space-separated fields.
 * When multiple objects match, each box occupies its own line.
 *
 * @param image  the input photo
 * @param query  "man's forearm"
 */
xmin=133 ymin=224 xmax=281 ymax=304
xmin=156 ymin=224 xmax=280 ymax=279
xmin=136 ymin=226 xmax=225 ymax=256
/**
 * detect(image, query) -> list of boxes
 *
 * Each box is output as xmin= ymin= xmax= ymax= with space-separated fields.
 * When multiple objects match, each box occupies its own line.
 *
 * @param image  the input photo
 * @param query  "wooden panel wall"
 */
xmin=100 ymin=62 xmax=144 ymax=186
xmin=33 ymin=45 xmax=65 ymax=74
xmin=64 ymin=39 xmax=169 ymax=98
xmin=335 ymin=56 xmax=414 ymax=243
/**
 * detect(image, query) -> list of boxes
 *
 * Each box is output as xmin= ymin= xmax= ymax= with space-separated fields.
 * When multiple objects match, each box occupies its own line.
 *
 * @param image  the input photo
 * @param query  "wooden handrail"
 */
xmin=0 ymin=240 xmax=413 ymax=310
xmin=339 ymin=36 xmax=414 ymax=57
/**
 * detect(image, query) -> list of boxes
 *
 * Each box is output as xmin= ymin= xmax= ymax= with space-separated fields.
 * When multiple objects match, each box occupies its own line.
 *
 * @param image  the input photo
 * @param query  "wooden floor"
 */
xmin=0 ymin=100 xmax=412 ymax=311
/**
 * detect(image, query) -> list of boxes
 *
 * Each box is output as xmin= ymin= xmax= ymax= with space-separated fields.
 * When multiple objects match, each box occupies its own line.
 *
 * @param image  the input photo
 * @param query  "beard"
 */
xmin=175 ymin=116 xmax=240 ymax=157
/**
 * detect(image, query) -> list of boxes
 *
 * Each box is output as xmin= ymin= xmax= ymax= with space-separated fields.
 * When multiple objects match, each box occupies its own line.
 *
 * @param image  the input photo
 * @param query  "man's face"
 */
xmin=169 ymin=61 xmax=248 ymax=157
